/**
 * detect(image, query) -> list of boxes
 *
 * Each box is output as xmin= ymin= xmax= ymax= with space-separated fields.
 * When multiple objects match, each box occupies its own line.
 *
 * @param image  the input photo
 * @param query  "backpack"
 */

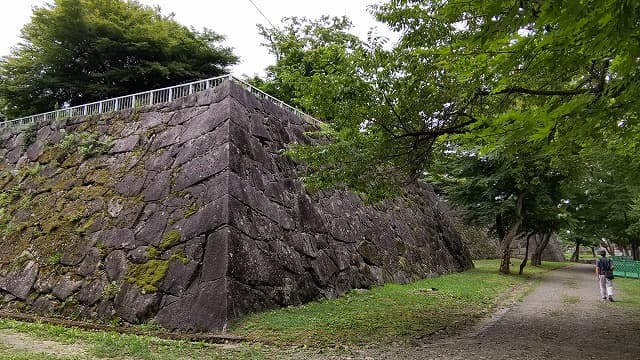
xmin=597 ymin=258 xmax=614 ymax=279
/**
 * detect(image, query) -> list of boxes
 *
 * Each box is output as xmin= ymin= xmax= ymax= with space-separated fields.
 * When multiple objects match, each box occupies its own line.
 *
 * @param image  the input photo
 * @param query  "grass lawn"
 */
xmin=0 ymin=260 xmax=570 ymax=359
xmin=563 ymin=252 xmax=597 ymax=261
xmin=617 ymin=277 xmax=640 ymax=308
xmin=0 ymin=318 xmax=264 ymax=360
xmin=228 ymin=259 xmax=567 ymax=348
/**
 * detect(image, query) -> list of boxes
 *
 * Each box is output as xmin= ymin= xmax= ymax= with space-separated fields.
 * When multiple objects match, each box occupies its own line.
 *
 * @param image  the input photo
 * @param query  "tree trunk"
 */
xmin=519 ymin=232 xmax=533 ymax=275
xmin=590 ymin=246 xmax=596 ymax=258
xmin=499 ymin=195 xmax=524 ymax=275
xmin=531 ymin=233 xmax=551 ymax=266
xmin=632 ymin=242 xmax=639 ymax=261
xmin=602 ymin=240 xmax=615 ymax=257
xmin=570 ymin=242 xmax=580 ymax=262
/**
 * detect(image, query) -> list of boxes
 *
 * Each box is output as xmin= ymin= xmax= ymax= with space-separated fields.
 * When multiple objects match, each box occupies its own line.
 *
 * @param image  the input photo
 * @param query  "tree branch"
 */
xmin=394 ymin=116 xmax=478 ymax=138
xmin=493 ymin=86 xmax=592 ymax=96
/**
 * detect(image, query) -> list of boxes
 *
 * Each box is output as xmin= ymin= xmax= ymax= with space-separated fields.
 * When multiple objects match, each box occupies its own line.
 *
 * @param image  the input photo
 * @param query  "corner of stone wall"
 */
xmin=154 ymin=224 xmax=231 ymax=331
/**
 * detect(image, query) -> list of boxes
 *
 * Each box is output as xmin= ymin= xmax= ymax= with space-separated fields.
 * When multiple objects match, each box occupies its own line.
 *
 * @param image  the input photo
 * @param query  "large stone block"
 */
xmin=0 ymin=261 xmax=38 ymax=300
xmin=173 ymin=145 xmax=229 ymax=191
xmin=155 ymin=278 xmax=228 ymax=331
xmin=114 ymin=282 xmax=161 ymax=324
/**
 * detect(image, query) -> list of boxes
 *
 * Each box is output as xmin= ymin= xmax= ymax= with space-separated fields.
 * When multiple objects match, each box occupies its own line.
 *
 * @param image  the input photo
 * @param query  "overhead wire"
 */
xmin=247 ymin=0 xmax=277 ymax=29
xmin=246 ymin=0 xmax=280 ymax=60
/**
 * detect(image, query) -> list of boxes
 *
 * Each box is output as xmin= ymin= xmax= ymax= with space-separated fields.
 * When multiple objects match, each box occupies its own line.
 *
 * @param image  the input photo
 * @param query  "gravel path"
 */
xmin=353 ymin=263 xmax=640 ymax=359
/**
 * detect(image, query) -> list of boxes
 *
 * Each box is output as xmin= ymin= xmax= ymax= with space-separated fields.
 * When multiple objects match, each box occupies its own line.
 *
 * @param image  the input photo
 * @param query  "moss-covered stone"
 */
xmin=398 ymin=256 xmax=409 ymax=271
xmin=61 ymin=200 xmax=88 ymax=223
xmin=95 ymin=242 xmax=109 ymax=258
xmin=41 ymin=216 xmax=62 ymax=234
xmin=169 ymin=249 xmax=190 ymax=265
xmin=108 ymin=120 xmax=126 ymax=136
xmin=23 ymin=227 xmax=42 ymax=242
xmin=183 ymin=203 xmax=199 ymax=218
xmin=103 ymin=281 xmax=120 ymax=301
xmin=51 ymin=169 xmax=78 ymax=191
xmin=46 ymin=252 xmax=62 ymax=265
xmin=61 ymin=152 xmax=84 ymax=168
xmin=159 ymin=230 xmax=182 ymax=251
xmin=38 ymin=146 xmax=63 ymax=164
xmin=3 ymin=251 xmax=34 ymax=276
xmin=17 ymin=163 xmax=41 ymax=182
xmin=146 ymin=246 xmax=160 ymax=259
xmin=126 ymin=259 xmax=171 ymax=293
xmin=85 ymin=169 xmax=112 ymax=186
xmin=75 ymin=214 xmax=97 ymax=235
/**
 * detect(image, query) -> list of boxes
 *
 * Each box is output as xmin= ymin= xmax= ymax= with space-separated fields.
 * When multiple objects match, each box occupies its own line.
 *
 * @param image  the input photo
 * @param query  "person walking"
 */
xmin=595 ymin=249 xmax=615 ymax=302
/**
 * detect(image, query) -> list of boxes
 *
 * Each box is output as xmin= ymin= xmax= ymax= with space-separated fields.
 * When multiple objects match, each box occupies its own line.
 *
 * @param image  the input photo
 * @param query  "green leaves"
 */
xmin=254 ymin=16 xmax=366 ymax=120
xmin=250 ymin=0 xmax=640 ymax=257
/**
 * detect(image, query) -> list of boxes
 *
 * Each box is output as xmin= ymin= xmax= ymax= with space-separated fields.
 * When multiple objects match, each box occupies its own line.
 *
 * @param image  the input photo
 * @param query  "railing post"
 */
xmin=169 ymin=88 xmax=173 ymax=102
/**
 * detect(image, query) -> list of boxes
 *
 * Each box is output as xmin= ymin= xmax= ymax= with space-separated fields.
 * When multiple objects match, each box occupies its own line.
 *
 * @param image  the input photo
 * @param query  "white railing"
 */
xmin=231 ymin=77 xmax=322 ymax=127
xmin=1 ymin=74 xmax=321 ymax=129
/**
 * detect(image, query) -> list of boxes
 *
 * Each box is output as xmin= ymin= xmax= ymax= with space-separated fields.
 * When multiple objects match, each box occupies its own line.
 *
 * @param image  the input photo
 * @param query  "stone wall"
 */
xmin=0 ymin=80 xmax=472 ymax=331
xmin=511 ymin=234 xmax=565 ymax=262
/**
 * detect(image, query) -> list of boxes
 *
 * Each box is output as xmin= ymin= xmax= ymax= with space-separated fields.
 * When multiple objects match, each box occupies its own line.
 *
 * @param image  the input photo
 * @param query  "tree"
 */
xmin=280 ymin=1 xmax=633 ymax=202
xmin=252 ymin=16 xmax=370 ymax=122
xmin=260 ymin=17 xmax=485 ymax=201
xmin=263 ymin=1 xmax=639 ymax=270
xmin=429 ymin=136 xmax=568 ymax=274
xmin=560 ymin=230 xmax=599 ymax=262
xmin=562 ymin=142 xmax=640 ymax=260
xmin=0 ymin=0 xmax=238 ymax=118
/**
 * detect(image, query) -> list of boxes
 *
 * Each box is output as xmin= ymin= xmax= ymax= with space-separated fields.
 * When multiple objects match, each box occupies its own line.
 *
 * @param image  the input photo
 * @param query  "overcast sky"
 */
xmin=0 ymin=0 xmax=390 ymax=77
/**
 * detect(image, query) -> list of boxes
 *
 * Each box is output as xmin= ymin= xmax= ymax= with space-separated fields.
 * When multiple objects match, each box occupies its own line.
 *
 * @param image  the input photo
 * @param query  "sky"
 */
xmin=0 ymin=0 xmax=390 ymax=77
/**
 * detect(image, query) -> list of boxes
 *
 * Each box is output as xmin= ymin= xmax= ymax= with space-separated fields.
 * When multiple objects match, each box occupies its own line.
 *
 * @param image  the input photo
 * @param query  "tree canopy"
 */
xmin=256 ymin=0 xmax=640 ymax=270
xmin=0 ymin=0 xmax=238 ymax=118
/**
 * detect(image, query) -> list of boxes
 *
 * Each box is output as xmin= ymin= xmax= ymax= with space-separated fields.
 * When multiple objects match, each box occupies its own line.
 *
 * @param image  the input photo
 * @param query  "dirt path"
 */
xmin=0 ymin=329 xmax=87 ymax=357
xmin=352 ymin=263 xmax=640 ymax=359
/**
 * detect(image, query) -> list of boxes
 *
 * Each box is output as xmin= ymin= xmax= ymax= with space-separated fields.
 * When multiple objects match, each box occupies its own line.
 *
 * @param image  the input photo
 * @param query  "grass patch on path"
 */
xmin=229 ymin=260 xmax=567 ymax=347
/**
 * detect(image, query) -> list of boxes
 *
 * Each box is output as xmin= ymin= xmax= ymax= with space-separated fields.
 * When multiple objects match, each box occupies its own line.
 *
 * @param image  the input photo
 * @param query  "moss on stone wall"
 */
xmin=183 ymin=203 xmax=199 ymax=218
xmin=126 ymin=259 xmax=171 ymax=293
xmin=159 ymin=230 xmax=182 ymax=251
